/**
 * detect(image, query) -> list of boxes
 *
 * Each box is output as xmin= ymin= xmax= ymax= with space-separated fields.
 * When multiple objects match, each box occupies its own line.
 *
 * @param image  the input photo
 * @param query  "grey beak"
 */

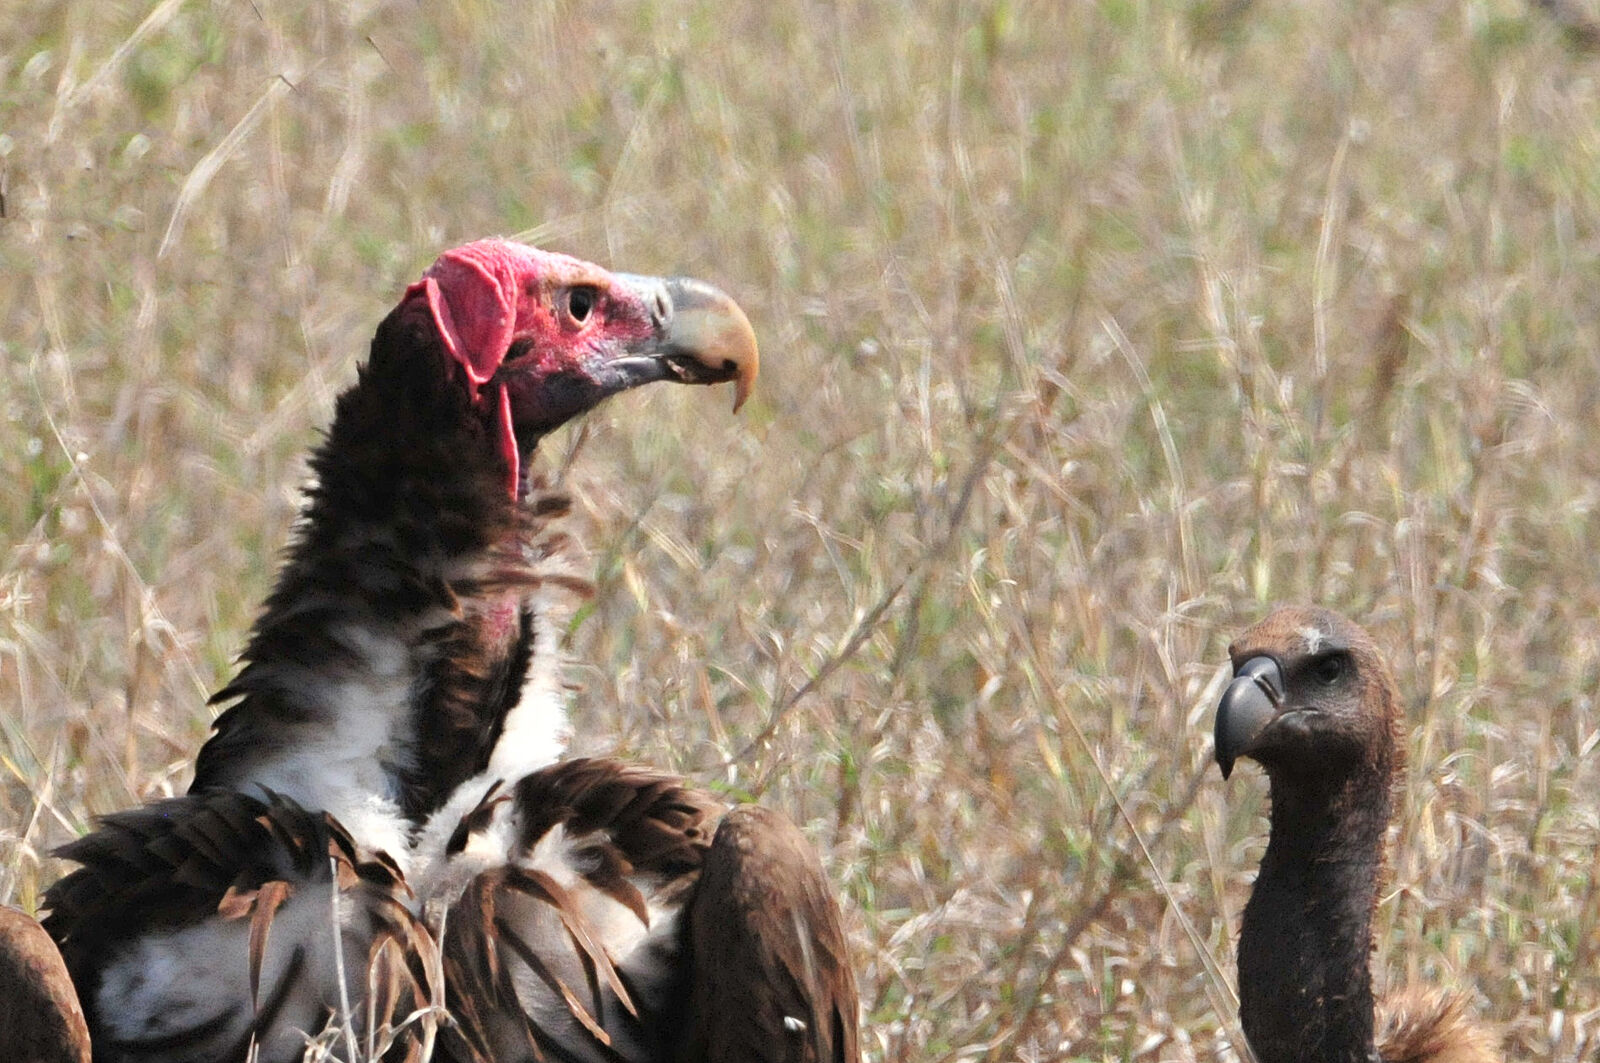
xmin=1214 ymin=656 xmax=1286 ymax=779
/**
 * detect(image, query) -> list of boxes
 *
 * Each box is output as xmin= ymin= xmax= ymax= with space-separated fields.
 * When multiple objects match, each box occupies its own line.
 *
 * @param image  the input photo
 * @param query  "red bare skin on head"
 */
xmin=400 ymin=239 xmax=658 ymax=498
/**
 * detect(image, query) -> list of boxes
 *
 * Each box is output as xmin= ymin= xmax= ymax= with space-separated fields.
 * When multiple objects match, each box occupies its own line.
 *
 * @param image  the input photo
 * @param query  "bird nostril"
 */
xmin=1253 ymin=674 xmax=1281 ymax=706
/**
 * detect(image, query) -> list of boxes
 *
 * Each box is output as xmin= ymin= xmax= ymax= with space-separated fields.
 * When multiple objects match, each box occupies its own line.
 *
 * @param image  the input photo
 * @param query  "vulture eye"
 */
xmin=1311 ymin=653 xmax=1347 ymax=686
xmin=565 ymin=286 xmax=600 ymax=326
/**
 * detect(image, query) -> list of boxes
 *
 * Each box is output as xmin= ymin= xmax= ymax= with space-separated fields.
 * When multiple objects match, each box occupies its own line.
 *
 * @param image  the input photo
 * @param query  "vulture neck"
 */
xmin=190 ymin=302 xmax=571 ymax=863
xmin=1239 ymin=761 xmax=1393 ymax=1063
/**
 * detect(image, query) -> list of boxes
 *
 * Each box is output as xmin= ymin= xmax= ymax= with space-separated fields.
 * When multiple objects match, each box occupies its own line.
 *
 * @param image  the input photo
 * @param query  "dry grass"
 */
xmin=5 ymin=0 xmax=1600 ymax=1059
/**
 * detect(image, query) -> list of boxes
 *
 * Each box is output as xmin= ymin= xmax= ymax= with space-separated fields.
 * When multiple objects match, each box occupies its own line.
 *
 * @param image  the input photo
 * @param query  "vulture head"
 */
xmin=398 ymin=238 xmax=759 ymax=496
xmin=189 ymin=239 xmax=760 ymax=844
xmin=1211 ymin=606 xmax=1497 ymax=1063
xmin=1213 ymin=604 xmax=1403 ymax=786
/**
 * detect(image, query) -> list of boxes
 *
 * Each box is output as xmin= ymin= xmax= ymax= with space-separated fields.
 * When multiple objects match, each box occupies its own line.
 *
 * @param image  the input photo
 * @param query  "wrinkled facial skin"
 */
xmin=491 ymin=257 xmax=660 ymax=443
xmin=492 ymin=268 xmax=755 ymax=443
xmin=402 ymin=239 xmax=758 ymax=498
xmin=1214 ymin=606 xmax=1397 ymax=782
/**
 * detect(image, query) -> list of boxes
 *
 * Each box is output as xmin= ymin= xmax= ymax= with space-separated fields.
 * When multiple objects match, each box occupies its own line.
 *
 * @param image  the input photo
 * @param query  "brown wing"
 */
xmin=0 ymin=905 xmax=91 ymax=1063
xmin=43 ymin=790 xmax=438 ymax=1063
xmin=675 ymin=805 xmax=860 ymax=1063
xmin=1378 ymin=987 xmax=1499 ymax=1063
xmin=435 ymin=758 xmax=719 ymax=1063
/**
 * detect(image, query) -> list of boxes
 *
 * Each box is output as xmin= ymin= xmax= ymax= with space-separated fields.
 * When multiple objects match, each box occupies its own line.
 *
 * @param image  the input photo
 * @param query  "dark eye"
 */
xmin=566 ymin=286 xmax=599 ymax=325
xmin=1312 ymin=654 xmax=1346 ymax=685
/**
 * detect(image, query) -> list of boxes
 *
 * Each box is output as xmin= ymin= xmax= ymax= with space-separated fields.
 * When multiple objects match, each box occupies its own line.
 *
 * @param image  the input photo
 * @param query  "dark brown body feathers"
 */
xmin=678 ymin=806 xmax=861 ymax=1063
xmin=0 ymin=905 xmax=91 ymax=1063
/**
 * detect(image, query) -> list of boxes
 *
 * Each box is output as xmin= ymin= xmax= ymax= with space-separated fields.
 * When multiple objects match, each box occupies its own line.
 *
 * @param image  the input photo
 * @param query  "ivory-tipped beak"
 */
xmin=661 ymin=278 xmax=760 ymax=412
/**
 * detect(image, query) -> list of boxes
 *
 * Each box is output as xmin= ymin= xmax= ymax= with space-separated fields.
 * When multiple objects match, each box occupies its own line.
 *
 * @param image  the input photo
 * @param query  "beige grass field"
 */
xmin=5 ymin=0 xmax=1600 ymax=1058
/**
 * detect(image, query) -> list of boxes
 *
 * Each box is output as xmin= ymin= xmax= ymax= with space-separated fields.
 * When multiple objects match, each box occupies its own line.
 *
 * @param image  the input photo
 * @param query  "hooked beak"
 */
xmin=1214 ymin=656 xmax=1286 ymax=779
xmin=613 ymin=275 xmax=760 ymax=412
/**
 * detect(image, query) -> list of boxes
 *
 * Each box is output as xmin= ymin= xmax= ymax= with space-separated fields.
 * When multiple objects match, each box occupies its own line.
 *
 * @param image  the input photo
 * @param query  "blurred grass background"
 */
xmin=5 ymin=0 xmax=1600 ymax=1058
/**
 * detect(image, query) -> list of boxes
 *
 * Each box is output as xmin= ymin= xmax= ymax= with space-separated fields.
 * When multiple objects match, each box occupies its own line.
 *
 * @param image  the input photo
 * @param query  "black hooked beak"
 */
xmin=1214 ymin=656 xmax=1286 ymax=779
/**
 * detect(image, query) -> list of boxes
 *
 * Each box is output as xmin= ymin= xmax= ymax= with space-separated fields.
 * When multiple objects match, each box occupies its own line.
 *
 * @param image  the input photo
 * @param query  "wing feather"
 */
xmin=43 ymin=790 xmax=438 ymax=1063
xmin=436 ymin=758 xmax=721 ymax=1063
xmin=677 ymin=805 xmax=861 ymax=1063
xmin=0 ymin=905 xmax=90 ymax=1063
